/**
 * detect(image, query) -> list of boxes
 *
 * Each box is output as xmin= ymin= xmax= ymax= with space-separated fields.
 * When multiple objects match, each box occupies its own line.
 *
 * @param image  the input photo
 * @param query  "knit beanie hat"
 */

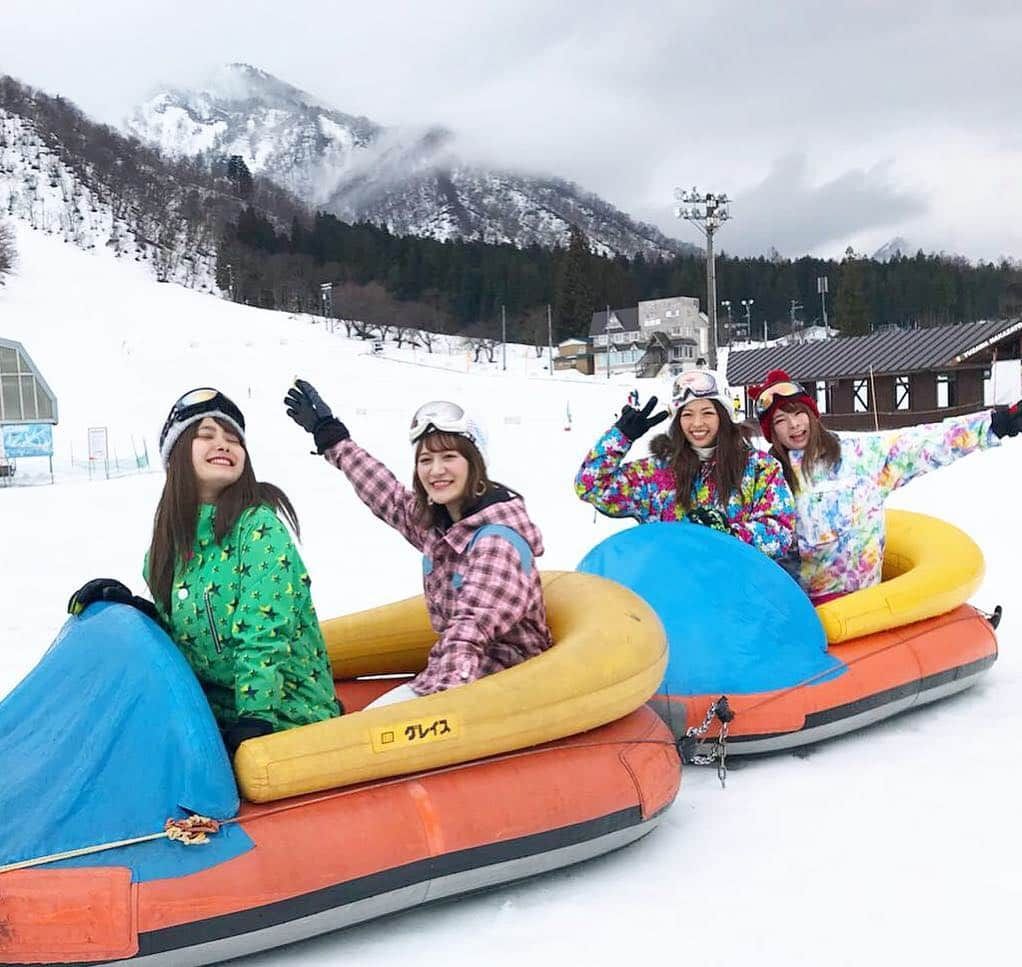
xmin=159 ymin=388 xmax=246 ymax=469
xmin=748 ymin=369 xmax=819 ymax=442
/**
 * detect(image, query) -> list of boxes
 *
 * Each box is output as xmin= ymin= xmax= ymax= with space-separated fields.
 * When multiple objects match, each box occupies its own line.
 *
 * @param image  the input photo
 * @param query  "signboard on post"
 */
xmin=88 ymin=426 xmax=109 ymax=480
xmin=2 ymin=423 xmax=54 ymax=457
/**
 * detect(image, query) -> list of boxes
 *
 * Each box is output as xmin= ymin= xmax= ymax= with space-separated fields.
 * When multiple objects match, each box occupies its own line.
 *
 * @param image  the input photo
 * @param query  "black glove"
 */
xmin=68 ymin=578 xmax=161 ymax=622
xmin=284 ymin=379 xmax=350 ymax=453
xmin=614 ymin=397 xmax=669 ymax=442
xmin=991 ymin=401 xmax=1022 ymax=439
xmin=223 ymin=717 xmax=274 ymax=757
xmin=685 ymin=507 xmax=732 ymax=535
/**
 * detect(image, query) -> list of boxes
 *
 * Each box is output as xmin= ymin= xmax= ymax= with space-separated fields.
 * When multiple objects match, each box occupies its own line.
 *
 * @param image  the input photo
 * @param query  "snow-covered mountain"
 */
xmin=872 ymin=236 xmax=913 ymax=261
xmin=127 ymin=64 xmax=693 ymax=260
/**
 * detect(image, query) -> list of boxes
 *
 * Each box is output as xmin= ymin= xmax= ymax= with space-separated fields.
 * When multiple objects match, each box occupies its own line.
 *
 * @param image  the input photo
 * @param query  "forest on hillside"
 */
xmin=218 ymin=206 xmax=1022 ymax=345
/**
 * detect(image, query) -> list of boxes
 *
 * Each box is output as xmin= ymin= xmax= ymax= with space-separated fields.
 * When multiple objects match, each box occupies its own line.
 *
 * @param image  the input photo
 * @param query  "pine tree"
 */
xmin=226 ymin=155 xmax=253 ymax=200
xmin=553 ymin=226 xmax=595 ymax=339
xmin=835 ymin=248 xmax=871 ymax=336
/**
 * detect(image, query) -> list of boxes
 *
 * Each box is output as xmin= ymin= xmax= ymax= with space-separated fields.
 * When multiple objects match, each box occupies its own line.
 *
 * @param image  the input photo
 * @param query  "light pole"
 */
xmin=501 ymin=304 xmax=507 ymax=371
xmin=675 ymin=187 xmax=730 ymax=370
xmin=720 ymin=299 xmax=732 ymax=346
xmin=741 ymin=299 xmax=756 ymax=346
xmin=817 ymin=276 xmax=830 ymax=334
xmin=319 ymin=282 xmax=332 ymax=334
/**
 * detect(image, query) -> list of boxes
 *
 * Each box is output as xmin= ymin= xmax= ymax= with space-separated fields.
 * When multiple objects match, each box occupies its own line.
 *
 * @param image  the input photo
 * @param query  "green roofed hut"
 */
xmin=0 ymin=337 xmax=59 ymax=482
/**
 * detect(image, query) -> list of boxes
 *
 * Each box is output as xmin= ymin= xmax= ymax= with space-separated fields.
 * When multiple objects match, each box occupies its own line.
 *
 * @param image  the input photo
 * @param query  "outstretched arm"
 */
xmin=729 ymin=457 xmax=797 ymax=560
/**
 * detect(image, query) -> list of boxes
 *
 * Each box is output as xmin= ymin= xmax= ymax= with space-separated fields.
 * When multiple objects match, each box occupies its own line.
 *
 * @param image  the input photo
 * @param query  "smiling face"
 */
xmin=416 ymin=444 xmax=470 ymax=519
xmin=678 ymin=399 xmax=721 ymax=449
xmin=191 ymin=417 xmax=246 ymax=503
xmin=770 ymin=404 xmax=813 ymax=451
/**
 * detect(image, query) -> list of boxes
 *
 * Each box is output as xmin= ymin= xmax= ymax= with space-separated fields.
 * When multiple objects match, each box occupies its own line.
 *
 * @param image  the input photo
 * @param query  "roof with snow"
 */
xmin=726 ymin=319 xmax=1022 ymax=386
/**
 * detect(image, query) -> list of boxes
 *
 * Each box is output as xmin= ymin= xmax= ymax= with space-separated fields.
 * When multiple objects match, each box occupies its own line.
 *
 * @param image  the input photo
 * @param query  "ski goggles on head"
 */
xmin=753 ymin=381 xmax=808 ymax=419
xmin=159 ymin=387 xmax=246 ymax=450
xmin=670 ymin=370 xmax=724 ymax=413
xmin=408 ymin=400 xmax=475 ymax=445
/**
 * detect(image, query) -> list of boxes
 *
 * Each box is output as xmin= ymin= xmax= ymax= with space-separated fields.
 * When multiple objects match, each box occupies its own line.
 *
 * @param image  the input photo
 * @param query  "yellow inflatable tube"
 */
xmin=816 ymin=509 xmax=985 ymax=643
xmin=235 ymin=571 xmax=667 ymax=803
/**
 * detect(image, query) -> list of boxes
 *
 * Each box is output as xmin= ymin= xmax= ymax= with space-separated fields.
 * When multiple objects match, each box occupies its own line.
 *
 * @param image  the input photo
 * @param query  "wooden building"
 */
xmin=726 ymin=319 xmax=1022 ymax=430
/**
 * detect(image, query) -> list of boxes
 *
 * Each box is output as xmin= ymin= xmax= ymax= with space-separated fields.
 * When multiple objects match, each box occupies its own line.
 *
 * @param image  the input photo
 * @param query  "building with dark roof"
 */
xmin=727 ymin=319 xmax=1022 ymax=429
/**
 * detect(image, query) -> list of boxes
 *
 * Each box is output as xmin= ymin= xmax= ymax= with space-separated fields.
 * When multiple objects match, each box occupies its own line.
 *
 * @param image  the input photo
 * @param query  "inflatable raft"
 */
xmin=0 ymin=572 xmax=679 ymax=966
xmin=579 ymin=510 xmax=998 ymax=755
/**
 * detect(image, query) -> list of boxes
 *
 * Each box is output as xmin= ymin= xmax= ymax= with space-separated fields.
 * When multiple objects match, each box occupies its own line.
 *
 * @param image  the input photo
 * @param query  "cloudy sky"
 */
xmin=3 ymin=0 xmax=1020 ymax=260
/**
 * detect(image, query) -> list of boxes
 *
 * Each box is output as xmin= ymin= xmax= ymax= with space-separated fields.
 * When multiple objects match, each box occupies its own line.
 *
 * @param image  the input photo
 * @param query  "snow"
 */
xmin=1 ymin=220 xmax=1020 ymax=966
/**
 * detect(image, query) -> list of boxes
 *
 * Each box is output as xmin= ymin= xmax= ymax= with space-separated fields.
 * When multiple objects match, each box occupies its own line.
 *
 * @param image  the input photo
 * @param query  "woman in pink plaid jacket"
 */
xmin=285 ymin=382 xmax=553 ymax=708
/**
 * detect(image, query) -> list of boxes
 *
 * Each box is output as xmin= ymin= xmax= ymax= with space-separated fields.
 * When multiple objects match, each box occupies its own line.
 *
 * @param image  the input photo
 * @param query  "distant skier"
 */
xmin=285 ymin=380 xmax=553 ymax=708
xmin=750 ymin=368 xmax=1022 ymax=604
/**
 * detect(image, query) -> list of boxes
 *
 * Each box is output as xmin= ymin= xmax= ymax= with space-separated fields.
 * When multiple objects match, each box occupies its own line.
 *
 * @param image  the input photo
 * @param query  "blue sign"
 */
xmin=2 ymin=423 xmax=54 ymax=457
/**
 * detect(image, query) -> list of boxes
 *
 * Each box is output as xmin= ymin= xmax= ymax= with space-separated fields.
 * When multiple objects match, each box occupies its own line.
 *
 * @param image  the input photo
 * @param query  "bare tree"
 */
xmin=0 ymin=219 xmax=16 ymax=284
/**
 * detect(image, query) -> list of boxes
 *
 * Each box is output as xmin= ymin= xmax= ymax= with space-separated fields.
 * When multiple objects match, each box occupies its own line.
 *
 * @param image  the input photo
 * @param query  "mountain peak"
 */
xmin=127 ymin=65 xmax=692 ymax=259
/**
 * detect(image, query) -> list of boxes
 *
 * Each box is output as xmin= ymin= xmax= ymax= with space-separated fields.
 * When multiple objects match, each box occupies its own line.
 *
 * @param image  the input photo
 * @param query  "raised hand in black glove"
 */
xmin=284 ymin=379 xmax=350 ymax=454
xmin=991 ymin=401 xmax=1022 ymax=439
xmin=223 ymin=717 xmax=274 ymax=757
xmin=685 ymin=507 xmax=732 ymax=535
xmin=614 ymin=396 xmax=669 ymax=442
xmin=68 ymin=578 xmax=161 ymax=623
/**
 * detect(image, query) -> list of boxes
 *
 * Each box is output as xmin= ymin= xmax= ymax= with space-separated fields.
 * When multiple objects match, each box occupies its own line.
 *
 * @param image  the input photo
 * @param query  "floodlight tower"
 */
xmin=675 ymin=187 xmax=731 ymax=370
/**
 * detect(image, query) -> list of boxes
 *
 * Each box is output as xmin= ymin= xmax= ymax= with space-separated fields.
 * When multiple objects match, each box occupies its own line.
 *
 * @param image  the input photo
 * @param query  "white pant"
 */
xmin=363 ymin=683 xmax=420 ymax=709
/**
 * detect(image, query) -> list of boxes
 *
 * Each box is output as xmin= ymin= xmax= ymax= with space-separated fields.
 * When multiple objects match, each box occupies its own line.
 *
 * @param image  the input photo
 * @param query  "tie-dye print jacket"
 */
xmin=788 ymin=412 xmax=999 ymax=602
xmin=574 ymin=426 xmax=796 ymax=561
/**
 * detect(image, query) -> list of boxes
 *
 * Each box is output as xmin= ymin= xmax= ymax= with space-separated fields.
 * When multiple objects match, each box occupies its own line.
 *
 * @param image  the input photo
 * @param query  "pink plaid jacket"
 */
xmin=326 ymin=440 xmax=553 ymax=695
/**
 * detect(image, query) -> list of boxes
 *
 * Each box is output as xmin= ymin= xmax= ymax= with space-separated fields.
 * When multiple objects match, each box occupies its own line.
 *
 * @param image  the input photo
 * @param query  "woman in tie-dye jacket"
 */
xmin=750 ymin=369 xmax=1022 ymax=605
xmin=574 ymin=370 xmax=796 ymax=563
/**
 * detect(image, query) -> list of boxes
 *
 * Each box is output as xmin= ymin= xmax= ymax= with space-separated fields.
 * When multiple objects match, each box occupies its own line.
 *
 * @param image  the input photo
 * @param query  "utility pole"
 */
xmin=675 ymin=187 xmax=731 ymax=370
xmin=547 ymin=304 xmax=553 ymax=375
xmin=790 ymin=299 xmax=803 ymax=340
xmin=501 ymin=304 xmax=507 ymax=371
xmin=741 ymin=299 xmax=755 ymax=346
xmin=817 ymin=276 xmax=830 ymax=334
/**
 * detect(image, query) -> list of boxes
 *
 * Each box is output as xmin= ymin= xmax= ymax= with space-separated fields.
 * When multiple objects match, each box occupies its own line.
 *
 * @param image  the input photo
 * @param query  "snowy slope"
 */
xmin=128 ymin=64 xmax=692 ymax=260
xmin=0 ymin=109 xmax=217 ymax=289
xmin=1 ymin=221 xmax=1019 ymax=966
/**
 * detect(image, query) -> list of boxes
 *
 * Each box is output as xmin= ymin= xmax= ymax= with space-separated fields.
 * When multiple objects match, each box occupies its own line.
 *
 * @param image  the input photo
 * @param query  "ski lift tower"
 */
xmin=675 ymin=187 xmax=731 ymax=370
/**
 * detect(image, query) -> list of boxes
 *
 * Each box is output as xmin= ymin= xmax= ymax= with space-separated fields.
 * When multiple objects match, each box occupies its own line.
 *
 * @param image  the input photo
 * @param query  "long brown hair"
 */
xmin=411 ymin=431 xmax=492 ymax=528
xmin=768 ymin=400 xmax=841 ymax=495
xmin=650 ymin=399 xmax=750 ymax=510
xmin=147 ymin=418 xmax=300 ymax=612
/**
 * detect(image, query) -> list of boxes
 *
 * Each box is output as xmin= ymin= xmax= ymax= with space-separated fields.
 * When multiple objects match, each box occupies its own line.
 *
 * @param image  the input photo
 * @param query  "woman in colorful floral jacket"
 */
xmin=750 ymin=368 xmax=1022 ymax=604
xmin=285 ymin=381 xmax=553 ymax=709
xmin=575 ymin=370 xmax=796 ymax=563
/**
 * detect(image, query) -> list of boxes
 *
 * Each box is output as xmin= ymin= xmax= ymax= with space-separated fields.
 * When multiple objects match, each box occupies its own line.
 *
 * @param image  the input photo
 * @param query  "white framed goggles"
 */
xmin=753 ymin=381 xmax=807 ymax=419
xmin=408 ymin=401 xmax=475 ymax=445
xmin=670 ymin=370 xmax=723 ymax=413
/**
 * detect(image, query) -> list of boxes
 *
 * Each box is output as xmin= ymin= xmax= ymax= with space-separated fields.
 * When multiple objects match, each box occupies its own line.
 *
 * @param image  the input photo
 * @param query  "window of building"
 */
xmin=895 ymin=375 xmax=911 ymax=410
xmin=937 ymin=373 xmax=958 ymax=408
xmin=594 ymin=334 xmax=608 ymax=347
xmin=853 ymin=379 xmax=869 ymax=413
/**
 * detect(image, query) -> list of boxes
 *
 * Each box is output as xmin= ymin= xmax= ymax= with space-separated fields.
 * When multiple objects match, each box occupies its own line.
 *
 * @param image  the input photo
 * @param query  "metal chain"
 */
xmin=679 ymin=696 xmax=734 ymax=788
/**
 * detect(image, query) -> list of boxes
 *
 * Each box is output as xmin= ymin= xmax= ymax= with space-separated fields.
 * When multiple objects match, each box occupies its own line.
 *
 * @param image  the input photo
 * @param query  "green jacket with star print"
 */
xmin=145 ymin=503 xmax=340 ymax=732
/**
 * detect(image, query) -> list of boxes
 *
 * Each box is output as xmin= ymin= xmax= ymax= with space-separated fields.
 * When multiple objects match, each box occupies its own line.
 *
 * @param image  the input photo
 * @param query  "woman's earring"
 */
xmin=475 ymin=480 xmax=487 ymax=496
xmin=427 ymin=496 xmax=434 ymax=505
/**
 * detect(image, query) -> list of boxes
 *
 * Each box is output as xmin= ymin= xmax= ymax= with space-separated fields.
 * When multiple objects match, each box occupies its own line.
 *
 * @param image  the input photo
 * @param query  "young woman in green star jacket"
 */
xmin=68 ymin=388 xmax=340 ymax=756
